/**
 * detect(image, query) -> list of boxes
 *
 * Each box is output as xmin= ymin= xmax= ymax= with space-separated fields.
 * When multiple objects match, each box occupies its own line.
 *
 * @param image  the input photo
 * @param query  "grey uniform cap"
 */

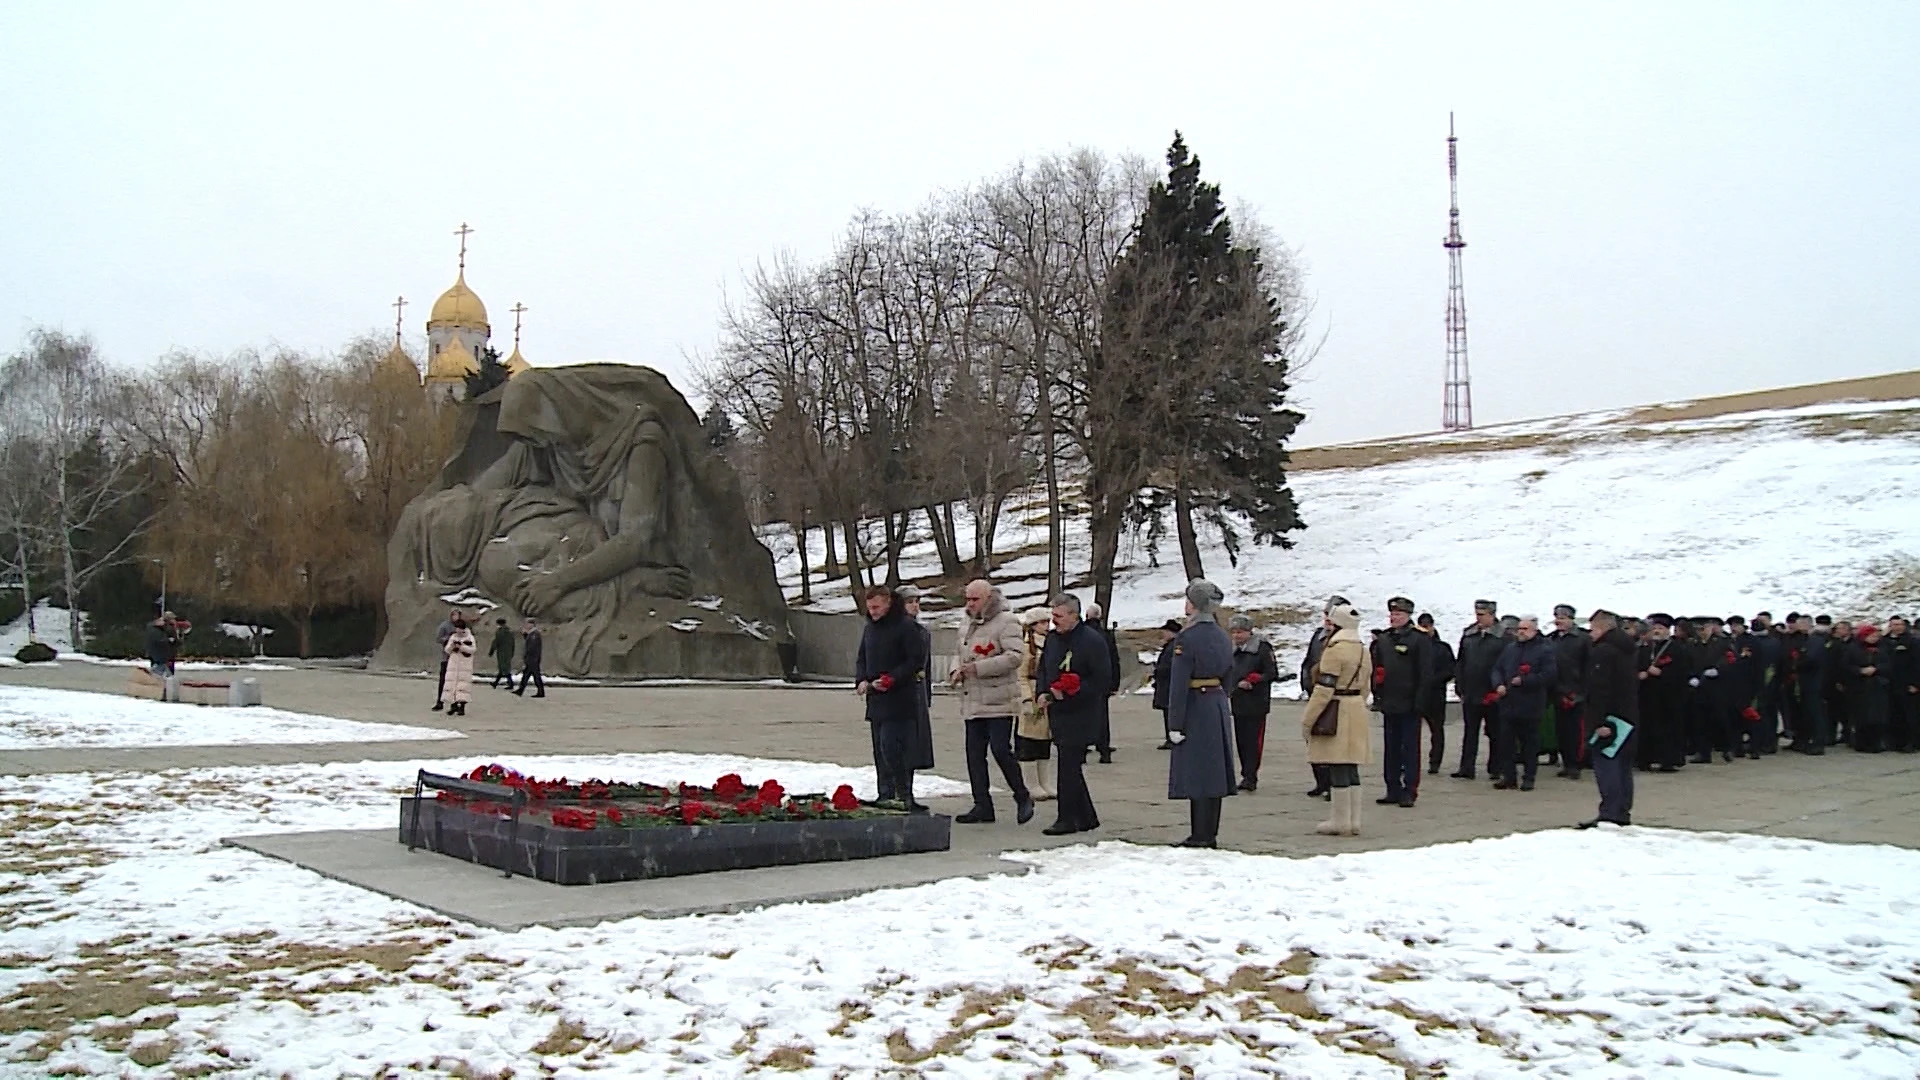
xmin=1186 ymin=579 xmax=1224 ymax=614
xmin=1228 ymin=614 xmax=1254 ymax=632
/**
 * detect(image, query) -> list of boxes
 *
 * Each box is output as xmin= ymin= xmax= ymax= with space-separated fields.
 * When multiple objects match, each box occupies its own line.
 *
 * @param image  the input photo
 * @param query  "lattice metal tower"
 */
xmin=1442 ymin=113 xmax=1474 ymax=431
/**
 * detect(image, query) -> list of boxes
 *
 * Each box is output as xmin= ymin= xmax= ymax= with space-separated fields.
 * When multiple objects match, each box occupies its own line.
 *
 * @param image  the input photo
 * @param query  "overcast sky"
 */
xmin=3 ymin=2 xmax=1915 ymax=446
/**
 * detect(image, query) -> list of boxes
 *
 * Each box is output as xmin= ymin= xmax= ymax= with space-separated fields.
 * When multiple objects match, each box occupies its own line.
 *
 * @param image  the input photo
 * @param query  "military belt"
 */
xmin=1188 ymin=678 xmax=1222 ymax=690
xmin=1333 ymin=689 xmax=1363 ymax=697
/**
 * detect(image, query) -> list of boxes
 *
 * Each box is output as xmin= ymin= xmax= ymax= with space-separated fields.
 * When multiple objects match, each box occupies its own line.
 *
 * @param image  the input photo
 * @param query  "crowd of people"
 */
xmin=851 ymin=580 xmax=1918 ymax=848
xmin=430 ymin=609 xmax=545 ymax=715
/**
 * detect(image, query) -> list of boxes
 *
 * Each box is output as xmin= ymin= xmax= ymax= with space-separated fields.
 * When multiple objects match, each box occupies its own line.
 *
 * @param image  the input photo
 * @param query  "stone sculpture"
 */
xmin=374 ymin=364 xmax=793 ymax=678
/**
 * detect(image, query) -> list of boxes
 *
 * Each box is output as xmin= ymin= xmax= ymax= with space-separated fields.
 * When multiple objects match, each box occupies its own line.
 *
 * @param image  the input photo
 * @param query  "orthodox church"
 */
xmin=382 ymin=224 xmax=532 ymax=405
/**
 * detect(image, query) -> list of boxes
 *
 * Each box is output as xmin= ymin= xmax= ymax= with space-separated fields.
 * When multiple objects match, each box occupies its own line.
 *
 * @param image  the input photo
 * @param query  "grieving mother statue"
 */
xmin=376 ymin=364 xmax=791 ymax=678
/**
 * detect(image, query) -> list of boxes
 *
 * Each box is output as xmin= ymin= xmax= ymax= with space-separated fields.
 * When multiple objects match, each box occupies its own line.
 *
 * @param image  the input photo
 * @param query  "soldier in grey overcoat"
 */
xmin=1167 ymin=579 xmax=1238 ymax=848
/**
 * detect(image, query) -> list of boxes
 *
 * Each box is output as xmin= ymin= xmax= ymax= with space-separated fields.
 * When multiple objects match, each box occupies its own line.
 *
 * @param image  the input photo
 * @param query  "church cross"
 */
xmin=391 ymin=295 xmax=407 ymax=346
xmin=510 ymin=302 xmax=527 ymax=348
xmin=453 ymin=222 xmax=474 ymax=270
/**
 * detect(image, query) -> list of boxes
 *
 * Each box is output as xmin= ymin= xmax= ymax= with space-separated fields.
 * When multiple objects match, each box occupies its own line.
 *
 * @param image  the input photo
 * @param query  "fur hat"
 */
xmin=1329 ymin=603 xmax=1361 ymax=631
xmin=1228 ymin=613 xmax=1254 ymax=632
xmin=1020 ymin=607 xmax=1051 ymax=627
xmin=1186 ymin=579 xmax=1224 ymax=614
xmin=1387 ymin=596 xmax=1415 ymax=614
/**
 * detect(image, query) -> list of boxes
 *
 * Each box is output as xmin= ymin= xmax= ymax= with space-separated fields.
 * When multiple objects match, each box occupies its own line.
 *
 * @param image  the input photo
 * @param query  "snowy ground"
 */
xmin=0 ymin=687 xmax=463 ymax=750
xmin=1 ymin=751 xmax=1915 ymax=1077
xmin=774 ymin=397 xmax=1920 ymax=661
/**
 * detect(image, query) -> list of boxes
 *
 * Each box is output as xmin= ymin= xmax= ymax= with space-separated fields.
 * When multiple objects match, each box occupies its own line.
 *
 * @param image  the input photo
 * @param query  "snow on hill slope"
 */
xmin=777 ymin=395 xmax=1920 ymax=652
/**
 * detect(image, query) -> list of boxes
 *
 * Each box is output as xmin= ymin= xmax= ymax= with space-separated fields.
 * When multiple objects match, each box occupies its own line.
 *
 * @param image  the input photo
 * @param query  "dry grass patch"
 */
xmin=531 ymin=1017 xmax=590 ymax=1056
xmin=126 ymin=1036 xmax=178 ymax=1068
xmin=756 ymin=1043 xmax=815 ymax=1070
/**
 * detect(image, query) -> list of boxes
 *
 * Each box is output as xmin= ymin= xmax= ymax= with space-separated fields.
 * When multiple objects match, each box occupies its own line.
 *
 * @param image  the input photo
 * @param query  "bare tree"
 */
xmin=1 ymin=330 xmax=150 ymax=649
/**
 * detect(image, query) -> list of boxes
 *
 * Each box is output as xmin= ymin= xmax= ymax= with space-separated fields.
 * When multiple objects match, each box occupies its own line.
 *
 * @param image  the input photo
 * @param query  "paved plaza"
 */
xmin=6 ymin=663 xmax=1915 ymax=854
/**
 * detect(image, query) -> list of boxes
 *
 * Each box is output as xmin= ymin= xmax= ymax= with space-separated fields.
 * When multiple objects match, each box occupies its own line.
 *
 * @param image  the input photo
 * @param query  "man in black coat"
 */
xmin=144 ymin=612 xmax=181 ymax=678
xmin=1637 ymin=614 xmax=1689 ymax=771
xmin=1547 ymin=604 xmax=1592 ymax=781
xmin=1085 ymin=602 xmax=1123 ymax=763
xmin=1797 ymin=616 xmax=1833 ymax=754
xmin=1488 ymin=616 xmax=1557 ymax=791
xmin=1577 ymin=610 xmax=1640 ymax=829
xmin=1037 ymin=593 xmax=1113 ymax=835
xmin=1843 ymin=625 xmax=1890 ymax=753
xmin=1150 ymin=619 xmax=1181 ymax=749
xmin=1371 ymin=596 xmax=1432 ymax=808
xmin=1885 ymin=615 xmax=1918 ymax=753
xmin=1416 ymin=613 xmax=1454 ymax=776
xmin=1749 ymin=613 xmax=1786 ymax=754
xmin=514 ymin=619 xmax=546 ymax=698
xmin=899 ymin=587 xmax=937 ymax=776
xmin=1226 ymin=614 xmax=1280 ymax=792
xmin=1824 ymin=617 xmax=1851 ymax=745
xmin=855 ymin=585 xmax=930 ymax=808
xmin=1452 ymin=599 xmax=1508 ymax=779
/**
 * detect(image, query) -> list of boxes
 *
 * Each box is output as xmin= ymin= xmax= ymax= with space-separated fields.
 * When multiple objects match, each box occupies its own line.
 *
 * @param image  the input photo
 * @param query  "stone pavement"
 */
xmin=7 ymin=662 xmax=1917 ymax=854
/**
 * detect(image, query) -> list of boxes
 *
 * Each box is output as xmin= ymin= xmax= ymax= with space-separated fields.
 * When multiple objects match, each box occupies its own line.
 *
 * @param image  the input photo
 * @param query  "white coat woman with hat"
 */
xmin=1014 ymin=607 xmax=1057 ymax=801
xmin=1302 ymin=601 xmax=1373 ymax=835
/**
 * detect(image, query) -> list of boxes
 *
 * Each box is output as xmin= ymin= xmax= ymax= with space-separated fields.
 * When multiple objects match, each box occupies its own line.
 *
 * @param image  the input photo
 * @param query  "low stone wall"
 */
xmin=788 ymin=609 xmax=957 ymax=681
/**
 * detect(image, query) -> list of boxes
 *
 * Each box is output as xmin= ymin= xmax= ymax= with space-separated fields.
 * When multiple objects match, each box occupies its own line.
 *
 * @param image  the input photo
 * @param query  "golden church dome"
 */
xmin=425 ymin=333 xmax=479 ymax=382
xmin=504 ymin=345 xmax=532 ymax=378
xmin=428 ymin=271 xmax=490 ymax=332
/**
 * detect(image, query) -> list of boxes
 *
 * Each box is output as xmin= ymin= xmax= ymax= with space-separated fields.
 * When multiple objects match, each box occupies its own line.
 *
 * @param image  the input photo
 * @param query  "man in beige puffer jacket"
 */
xmin=949 ymin=580 xmax=1036 ymax=825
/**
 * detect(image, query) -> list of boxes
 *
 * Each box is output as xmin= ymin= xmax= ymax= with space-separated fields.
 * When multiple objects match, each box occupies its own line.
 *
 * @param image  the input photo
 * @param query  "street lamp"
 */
xmin=146 ymin=556 xmax=166 ymax=613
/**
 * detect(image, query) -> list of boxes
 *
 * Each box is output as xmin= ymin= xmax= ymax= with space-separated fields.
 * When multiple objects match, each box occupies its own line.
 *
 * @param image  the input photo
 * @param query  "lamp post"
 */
xmin=147 ymin=556 xmax=166 ymax=614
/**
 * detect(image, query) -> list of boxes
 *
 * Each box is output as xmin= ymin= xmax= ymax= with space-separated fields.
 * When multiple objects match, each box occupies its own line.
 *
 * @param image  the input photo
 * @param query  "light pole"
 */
xmin=147 ymin=556 xmax=166 ymax=614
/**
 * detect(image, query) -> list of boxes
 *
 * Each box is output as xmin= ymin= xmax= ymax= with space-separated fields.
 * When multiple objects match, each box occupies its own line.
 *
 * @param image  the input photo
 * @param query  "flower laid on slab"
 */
xmin=435 ymin=765 xmax=887 ymax=830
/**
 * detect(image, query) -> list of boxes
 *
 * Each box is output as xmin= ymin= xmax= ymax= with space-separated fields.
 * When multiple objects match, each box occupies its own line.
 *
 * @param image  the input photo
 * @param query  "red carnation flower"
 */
xmin=972 ymin=643 xmax=996 ymax=657
xmin=1518 ymin=663 xmax=1532 ymax=675
xmin=1372 ymin=667 xmax=1386 ymax=686
xmin=1725 ymin=650 xmax=1735 ymax=665
xmin=679 ymin=800 xmax=707 ymax=826
xmin=1049 ymin=672 xmax=1082 ymax=697
xmin=1482 ymin=691 xmax=1500 ymax=706
xmin=1657 ymin=655 xmax=1674 ymax=667
xmin=831 ymin=785 xmax=860 ymax=812
xmin=874 ymin=674 xmax=895 ymax=692
xmin=758 ymin=779 xmax=786 ymax=806
xmin=1246 ymin=673 xmax=1262 ymax=685
xmin=1742 ymin=706 xmax=1761 ymax=722
xmin=713 ymin=774 xmax=747 ymax=799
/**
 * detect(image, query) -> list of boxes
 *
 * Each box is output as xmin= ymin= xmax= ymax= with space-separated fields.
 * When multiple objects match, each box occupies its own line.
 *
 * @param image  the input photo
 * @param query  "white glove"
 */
xmin=1703 ymin=668 xmax=1719 ymax=678
xmin=1688 ymin=678 xmax=1701 ymax=688
xmin=1168 ymin=731 xmax=1187 ymax=745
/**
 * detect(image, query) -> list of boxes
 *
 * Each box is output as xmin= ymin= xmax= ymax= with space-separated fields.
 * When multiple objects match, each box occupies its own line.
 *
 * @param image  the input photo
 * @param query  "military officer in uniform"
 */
xmin=1166 ymin=579 xmax=1238 ymax=848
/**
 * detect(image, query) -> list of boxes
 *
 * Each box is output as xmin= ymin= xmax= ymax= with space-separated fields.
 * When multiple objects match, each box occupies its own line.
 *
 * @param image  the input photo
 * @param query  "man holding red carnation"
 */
xmin=949 ymin=579 xmax=1035 ymax=826
xmin=855 ymin=585 xmax=929 ymax=811
xmin=1488 ymin=615 xmax=1557 ymax=791
xmin=1036 ymin=592 xmax=1113 ymax=835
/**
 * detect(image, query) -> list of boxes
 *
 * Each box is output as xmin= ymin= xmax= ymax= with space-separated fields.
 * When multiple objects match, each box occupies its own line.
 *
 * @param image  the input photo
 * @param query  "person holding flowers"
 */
xmin=855 ymin=585 xmax=928 ymax=810
xmin=1037 ymin=593 xmax=1112 ymax=836
xmin=1488 ymin=615 xmax=1558 ymax=791
xmin=949 ymin=579 xmax=1035 ymax=825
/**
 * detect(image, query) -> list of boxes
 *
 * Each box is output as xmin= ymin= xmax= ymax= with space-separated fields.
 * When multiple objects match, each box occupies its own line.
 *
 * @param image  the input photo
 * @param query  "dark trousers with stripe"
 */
xmin=1382 ymin=712 xmax=1421 ymax=800
xmin=1233 ymin=711 xmax=1267 ymax=784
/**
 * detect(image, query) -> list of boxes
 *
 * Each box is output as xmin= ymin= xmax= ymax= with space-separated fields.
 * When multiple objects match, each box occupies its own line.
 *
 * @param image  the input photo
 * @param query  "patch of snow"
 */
xmin=1 ymin=755 xmax=1915 ymax=1076
xmin=688 ymin=595 xmax=726 ymax=610
xmin=668 ymin=618 xmax=702 ymax=633
xmin=217 ymin=622 xmax=273 ymax=640
xmin=0 ymin=686 xmax=463 ymax=750
xmin=728 ymin=614 xmax=771 ymax=641
xmin=437 ymin=588 xmax=497 ymax=610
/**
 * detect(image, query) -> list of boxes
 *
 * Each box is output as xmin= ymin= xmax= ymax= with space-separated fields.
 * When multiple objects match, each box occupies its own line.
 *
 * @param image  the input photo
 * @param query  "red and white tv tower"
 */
xmin=1442 ymin=113 xmax=1474 ymax=432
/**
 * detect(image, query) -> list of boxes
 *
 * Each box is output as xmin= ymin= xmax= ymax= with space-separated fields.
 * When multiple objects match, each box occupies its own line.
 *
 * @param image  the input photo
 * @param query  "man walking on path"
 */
xmin=1578 ymin=609 xmax=1640 ymax=829
xmin=949 ymin=580 xmax=1034 ymax=825
xmin=487 ymin=618 xmax=516 ymax=690
xmin=514 ymin=618 xmax=546 ymax=698
xmin=1371 ymin=596 xmax=1431 ymax=808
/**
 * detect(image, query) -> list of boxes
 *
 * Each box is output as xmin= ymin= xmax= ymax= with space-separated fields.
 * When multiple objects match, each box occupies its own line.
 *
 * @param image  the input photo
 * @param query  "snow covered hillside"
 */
xmin=772 ymin=395 xmax=1920 ymax=655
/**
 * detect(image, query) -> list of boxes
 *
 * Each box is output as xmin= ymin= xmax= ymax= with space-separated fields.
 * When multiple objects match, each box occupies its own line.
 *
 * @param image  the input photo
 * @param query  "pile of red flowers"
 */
xmin=436 ymin=764 xmax=871 ymax=831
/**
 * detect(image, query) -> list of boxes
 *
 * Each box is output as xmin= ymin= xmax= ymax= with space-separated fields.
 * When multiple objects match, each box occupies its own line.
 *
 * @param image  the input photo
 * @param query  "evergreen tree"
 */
xmin=1098 ymin=133 xmax=1303 ymax=579
xmin=702 ymin=401 xmax=737 ymax=449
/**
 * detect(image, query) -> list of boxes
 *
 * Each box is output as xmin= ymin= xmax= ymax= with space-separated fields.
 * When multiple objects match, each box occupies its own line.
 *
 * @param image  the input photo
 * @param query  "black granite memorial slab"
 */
xmin=398 ymin=797 xmax=952 ymax=885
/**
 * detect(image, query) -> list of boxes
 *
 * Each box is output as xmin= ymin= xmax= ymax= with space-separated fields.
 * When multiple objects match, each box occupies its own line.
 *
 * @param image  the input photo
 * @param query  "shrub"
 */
xmin=14 ymin=641 xmax=57 ymax=664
